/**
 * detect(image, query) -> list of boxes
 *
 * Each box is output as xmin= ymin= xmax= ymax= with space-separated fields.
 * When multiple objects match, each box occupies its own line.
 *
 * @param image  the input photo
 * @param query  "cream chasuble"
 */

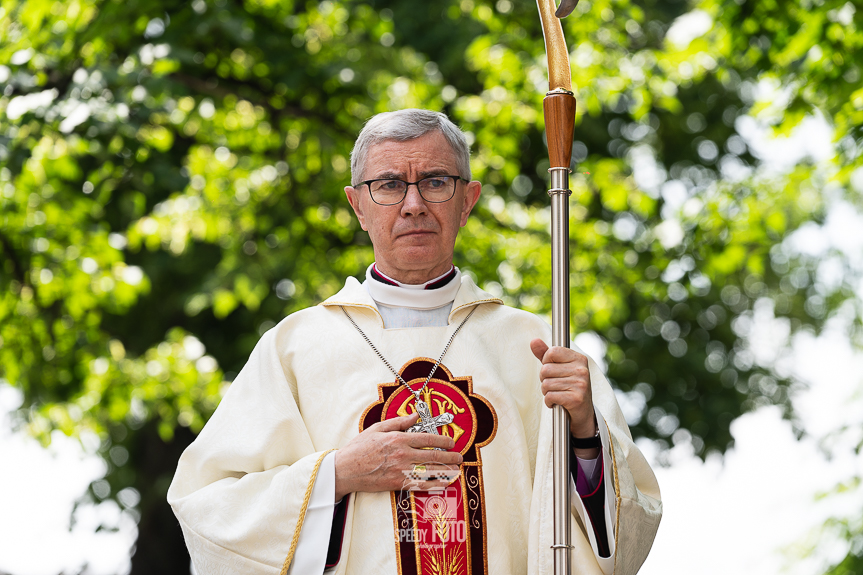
xmin=168 ymin=275 xmax=662 ymax=575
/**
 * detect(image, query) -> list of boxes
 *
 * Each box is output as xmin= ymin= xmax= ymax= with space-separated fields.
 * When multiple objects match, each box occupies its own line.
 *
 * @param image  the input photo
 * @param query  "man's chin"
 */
xmin=396 ymin=231 xmax=437 ymax=242
xmin=390 ymin=247 xmax=449 ymax=270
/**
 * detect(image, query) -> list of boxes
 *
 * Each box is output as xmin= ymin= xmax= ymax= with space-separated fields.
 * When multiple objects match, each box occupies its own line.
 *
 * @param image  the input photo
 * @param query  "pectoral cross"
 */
xmin=406 ymin=398 xmax=453 ymax=434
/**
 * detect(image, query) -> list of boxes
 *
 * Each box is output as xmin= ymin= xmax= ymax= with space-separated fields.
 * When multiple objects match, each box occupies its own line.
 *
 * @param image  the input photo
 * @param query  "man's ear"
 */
xmin=459 ymin=180 xmax=482 ymax=227
xmin=345 ymin=186 xmax=368 ymax=231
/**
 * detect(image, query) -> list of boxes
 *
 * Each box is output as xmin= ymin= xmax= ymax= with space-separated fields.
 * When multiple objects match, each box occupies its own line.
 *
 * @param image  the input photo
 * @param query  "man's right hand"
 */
xmin=333 ymin=413 xmax=463 ymax=501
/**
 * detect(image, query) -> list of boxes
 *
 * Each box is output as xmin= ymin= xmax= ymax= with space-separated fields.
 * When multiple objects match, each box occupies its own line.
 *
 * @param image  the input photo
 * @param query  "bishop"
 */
xmin=168 ymin=109 xmax=662 ymax=575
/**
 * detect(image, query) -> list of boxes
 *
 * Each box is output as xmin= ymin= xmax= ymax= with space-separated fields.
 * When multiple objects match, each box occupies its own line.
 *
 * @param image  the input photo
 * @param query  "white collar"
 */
xmin=363 ymin=264 xmax=461 ymax=309
xmin=321 ymin=273 xmax=503 ymax=327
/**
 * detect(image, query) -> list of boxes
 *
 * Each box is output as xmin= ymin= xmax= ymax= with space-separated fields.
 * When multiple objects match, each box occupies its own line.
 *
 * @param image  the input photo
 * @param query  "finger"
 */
xmin=415 ymin=448 xmax=463 ymax=466
xmin=540 ymin=378 xmax=589 ymax=395
xmin=545 ymin=391 xmax=584 ymax=411
xmin=405 ymin=431 xmax=456 ymax=451
xmin=371 ymin=413 xmax=419 ymax=433
xmin=542 ymin=391 xmax=589 ymax=411
xmin=530 ymin=338 xmax=549 ymax=362
xmin=539 ymin=362 xmax=589 ymax=381
xmin=542 ymin=346 xmax=588 ymax=365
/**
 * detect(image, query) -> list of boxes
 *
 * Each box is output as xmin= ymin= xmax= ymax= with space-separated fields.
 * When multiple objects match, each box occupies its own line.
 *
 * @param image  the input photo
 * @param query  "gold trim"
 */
xmin=279 ymin=448 xmax=337 ymax=575
xmin=321 ymin=300 xmax=385 ymax=327
xmin=358 ymin=378 xmax=402 ymax=434
xmin=605 ymin=417 xmax=622 ymax=571
xmin=390 ymin=491 xmax=406 ymax=575
xmin=476 ymin=467 xmax=489 ymax=574
xmin=448 ymin=299 xmax=502 ymax=324
xmin=401 ymin=356 xmax=454 ymax=379
xmin=467 ymin=382 xmax=498 ymax=454
xmin=411 ymin=493 xmax=423 ymax=574
xmin=461 ymin=476 xmax=472 ymax=574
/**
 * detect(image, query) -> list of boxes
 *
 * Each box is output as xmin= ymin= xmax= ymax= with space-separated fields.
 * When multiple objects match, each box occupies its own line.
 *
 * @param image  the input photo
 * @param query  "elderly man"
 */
xmin=168 ymin=109 xmax=661 ymax=575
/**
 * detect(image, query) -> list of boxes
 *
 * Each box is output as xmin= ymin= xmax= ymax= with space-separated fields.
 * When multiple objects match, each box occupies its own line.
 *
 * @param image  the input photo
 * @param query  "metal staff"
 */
xmin=536 ymin=0 xmax=578 ymax=573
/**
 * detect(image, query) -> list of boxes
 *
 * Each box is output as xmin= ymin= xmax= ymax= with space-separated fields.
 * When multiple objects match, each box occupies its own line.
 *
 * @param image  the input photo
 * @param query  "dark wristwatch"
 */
xmin=571 ymin=426 xmax=601 ymax=449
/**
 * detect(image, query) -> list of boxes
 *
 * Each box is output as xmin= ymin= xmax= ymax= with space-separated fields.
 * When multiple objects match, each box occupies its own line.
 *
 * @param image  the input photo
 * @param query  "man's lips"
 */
xmin=396 ymin=229 xmax=436 ymax=238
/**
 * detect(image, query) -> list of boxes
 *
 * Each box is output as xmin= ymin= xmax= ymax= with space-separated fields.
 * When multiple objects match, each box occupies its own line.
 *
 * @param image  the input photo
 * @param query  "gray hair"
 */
xmin=350 ymin=109 xmax=471 ymax=184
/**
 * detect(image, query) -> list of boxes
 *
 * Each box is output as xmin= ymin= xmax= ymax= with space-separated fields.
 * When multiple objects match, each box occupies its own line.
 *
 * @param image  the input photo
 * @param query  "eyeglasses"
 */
xmin=356 ymin=175 xmax=468 ymax=206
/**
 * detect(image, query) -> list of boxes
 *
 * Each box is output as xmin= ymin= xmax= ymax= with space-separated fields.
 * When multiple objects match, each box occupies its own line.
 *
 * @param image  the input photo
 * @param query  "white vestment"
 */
xmin=168 ymin=275 xmax=662 ymax=574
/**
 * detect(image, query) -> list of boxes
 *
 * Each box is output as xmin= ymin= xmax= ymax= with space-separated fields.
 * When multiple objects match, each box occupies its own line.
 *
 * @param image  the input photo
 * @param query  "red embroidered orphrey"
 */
xmin=360 ymin=358 xmax=498 ymax=575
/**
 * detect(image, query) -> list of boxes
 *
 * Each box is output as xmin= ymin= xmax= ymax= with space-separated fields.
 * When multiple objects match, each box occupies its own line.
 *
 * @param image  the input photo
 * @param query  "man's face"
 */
xmin=345 ymin=131 xmax=481 ymax=284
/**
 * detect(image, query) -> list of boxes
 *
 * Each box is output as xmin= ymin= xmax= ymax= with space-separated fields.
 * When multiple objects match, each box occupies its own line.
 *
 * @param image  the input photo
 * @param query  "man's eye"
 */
xmin=380 ymin=180 xmax=402 ymax=190
xmin=425 ymin=178 xmax=446 ymax=188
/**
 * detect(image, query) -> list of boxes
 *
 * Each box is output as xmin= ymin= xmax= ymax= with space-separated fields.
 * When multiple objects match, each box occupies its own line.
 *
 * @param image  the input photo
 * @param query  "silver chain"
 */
xmin=339 ymin=305 xmax=477 ymax=400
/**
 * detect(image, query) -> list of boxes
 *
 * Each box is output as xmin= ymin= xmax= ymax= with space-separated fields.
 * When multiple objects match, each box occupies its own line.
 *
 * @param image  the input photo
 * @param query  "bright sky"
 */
xmin=0 ymin=388 xmax=136 ymax=575
xmin=641 ymin=323 xmax=863 ymax=575
xmin=2 ymin=102 xmax=862 ymax=575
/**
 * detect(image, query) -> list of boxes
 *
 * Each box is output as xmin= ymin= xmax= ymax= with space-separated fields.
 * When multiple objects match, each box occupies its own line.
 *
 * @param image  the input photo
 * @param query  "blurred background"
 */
xmin=1 ymin=0 xmax=862 ymax=573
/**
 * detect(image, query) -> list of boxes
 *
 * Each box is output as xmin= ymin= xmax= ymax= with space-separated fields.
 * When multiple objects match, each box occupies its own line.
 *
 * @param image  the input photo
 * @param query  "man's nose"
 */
xmin=400 ymin=184 xmax=428 ymax=216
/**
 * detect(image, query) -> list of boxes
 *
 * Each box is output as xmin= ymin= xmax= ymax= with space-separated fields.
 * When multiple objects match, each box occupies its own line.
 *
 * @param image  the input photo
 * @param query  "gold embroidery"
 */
xmin=424 ymin=543 xmax=464 ymax=575
xmin=423 ymin=491 xmax=465 ymax=574
xmin=605 ymin=417 xmax=622 ymax=571
xmin=374 ymin=358 xmax=497 ymax=575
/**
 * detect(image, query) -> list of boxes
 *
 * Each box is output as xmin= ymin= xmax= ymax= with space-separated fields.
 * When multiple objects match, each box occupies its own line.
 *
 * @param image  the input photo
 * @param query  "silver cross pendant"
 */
xmin=406 ymin=398 xmax=454 ymax=434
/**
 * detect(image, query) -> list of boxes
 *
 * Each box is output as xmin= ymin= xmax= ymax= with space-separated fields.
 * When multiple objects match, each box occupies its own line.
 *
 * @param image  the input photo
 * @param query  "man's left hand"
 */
xmin=530 ymin=339 xmax=596 ymax=441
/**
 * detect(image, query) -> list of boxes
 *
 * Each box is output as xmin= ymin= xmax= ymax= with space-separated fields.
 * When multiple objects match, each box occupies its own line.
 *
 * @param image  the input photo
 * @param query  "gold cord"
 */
xmin=605 ymin=420 xmax=622 ymax=567
xmin=280 ymin=448 xmax=338 ymax=575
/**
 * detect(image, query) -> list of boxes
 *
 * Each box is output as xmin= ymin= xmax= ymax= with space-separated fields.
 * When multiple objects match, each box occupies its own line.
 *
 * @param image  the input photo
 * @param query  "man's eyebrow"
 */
xmin=368 ymin=169 xmax=452 ymax=180
xmin=371 ymin=171 xmax=405 ymax=180
xmin=417 ymin=169 xmax=452 ymax=178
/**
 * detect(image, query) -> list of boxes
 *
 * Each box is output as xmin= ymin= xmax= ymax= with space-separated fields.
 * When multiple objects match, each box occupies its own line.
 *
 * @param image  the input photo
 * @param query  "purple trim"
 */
xmin=570 ymin=435 xmax=610 ymax=558
xmin=424 ymin=267 xmax=457 ymax=290
xmin=580 ymin=480 xmax=611 ymax=558
xmin=575 ymin=452 xmax=604 ymax=497
xmin=369 ymin=264 xmax=457 ymax=290
xmin=370 ymin=264 xmax=399 ymax=286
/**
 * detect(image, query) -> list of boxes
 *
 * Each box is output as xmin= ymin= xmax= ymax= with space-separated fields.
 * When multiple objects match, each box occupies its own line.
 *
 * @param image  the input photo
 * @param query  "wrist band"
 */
xmin=571 ymin=426 xmax=600 ymax=449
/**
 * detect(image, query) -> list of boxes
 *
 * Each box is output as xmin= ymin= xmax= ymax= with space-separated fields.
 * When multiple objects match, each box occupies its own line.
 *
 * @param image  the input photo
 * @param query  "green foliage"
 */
xmin=1 ymin=0 xmax=861 ymax=569
xmin=789 ymin=476 xmax=863 ymax=574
